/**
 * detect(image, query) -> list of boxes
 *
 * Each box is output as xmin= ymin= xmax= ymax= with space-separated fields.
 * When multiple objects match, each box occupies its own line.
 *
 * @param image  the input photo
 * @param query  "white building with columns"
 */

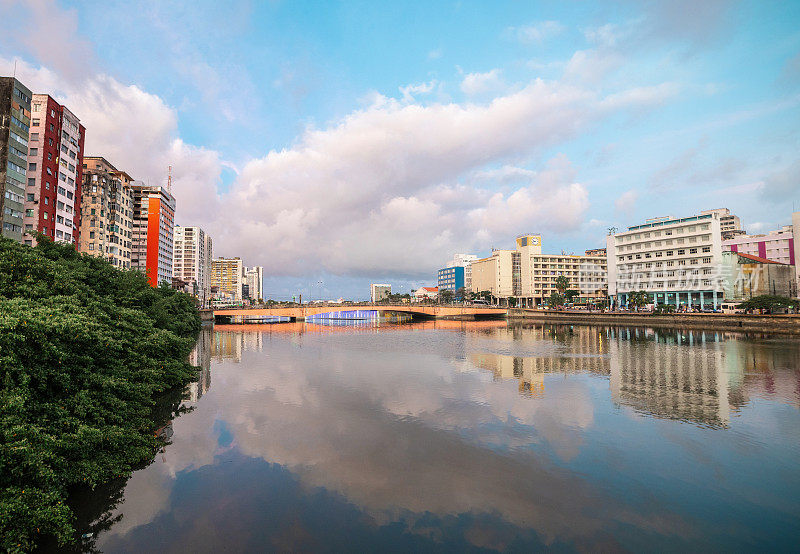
xmin=606 ymin=211 xmax=726 ymax=309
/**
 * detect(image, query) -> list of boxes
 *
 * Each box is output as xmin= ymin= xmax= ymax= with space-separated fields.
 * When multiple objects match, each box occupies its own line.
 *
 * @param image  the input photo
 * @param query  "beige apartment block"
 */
xmin=471 ymin=234 xmax=607 ymax=307
xmin=211 ymin=257 xmax=244 ymax=302
xmin=174 ymin=226 xmax=213 ymax=306
xmin=78 ymin=157 xmax=133 ymax=269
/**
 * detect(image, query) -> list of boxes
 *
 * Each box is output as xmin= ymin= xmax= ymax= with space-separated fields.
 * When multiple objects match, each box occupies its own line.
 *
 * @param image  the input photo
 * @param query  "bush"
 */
xmin=0 ymin=236 xmax=200 ymax=551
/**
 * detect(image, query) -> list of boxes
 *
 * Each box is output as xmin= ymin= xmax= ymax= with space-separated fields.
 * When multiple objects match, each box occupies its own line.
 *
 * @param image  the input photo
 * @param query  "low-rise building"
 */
xmin=413 ymin=286 xmax=438 ymax=302
xmin=721 ymin=252 xmax=796 ymax=301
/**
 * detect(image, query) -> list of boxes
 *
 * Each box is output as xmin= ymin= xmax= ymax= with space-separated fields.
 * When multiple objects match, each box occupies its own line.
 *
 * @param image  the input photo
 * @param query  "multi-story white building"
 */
xmin=370 ymin=283 xmax=391 ymax=302
xmin=446 ymin=253 xmax=478 ymax=290
xmin=131 ymin=183 xmax=175 ymax=287
xmin=607 ymin=211 xmax=725 ymax=309
xmin=244 ymin=266 xmax=263 ymax=302
xmin=173 ymin=226 xmax=213 ymax=306
xmin=470 ymin=235 xmax=607 ymax=307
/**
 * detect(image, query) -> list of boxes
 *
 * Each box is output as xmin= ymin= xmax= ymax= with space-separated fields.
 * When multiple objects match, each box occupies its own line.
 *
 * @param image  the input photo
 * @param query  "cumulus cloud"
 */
xmin=460 ymin=69 xmax=504 ymax=96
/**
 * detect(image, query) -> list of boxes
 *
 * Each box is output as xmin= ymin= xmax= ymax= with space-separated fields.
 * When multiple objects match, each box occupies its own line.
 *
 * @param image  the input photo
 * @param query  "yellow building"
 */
xmin=470 ymin=234 xmax=607 ymax=307
xmin=211 ymin=257 xmax=244 ymax=304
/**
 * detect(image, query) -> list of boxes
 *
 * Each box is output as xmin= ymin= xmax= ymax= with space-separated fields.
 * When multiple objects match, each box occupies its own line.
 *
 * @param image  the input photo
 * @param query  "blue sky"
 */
xmin=1 ymin=0 xmax=799 ymax=299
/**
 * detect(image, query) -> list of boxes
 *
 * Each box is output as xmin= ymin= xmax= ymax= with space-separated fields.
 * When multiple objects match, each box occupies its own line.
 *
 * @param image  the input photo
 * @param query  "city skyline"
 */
xmin=1 ymin=0 xmax=798 ymax=299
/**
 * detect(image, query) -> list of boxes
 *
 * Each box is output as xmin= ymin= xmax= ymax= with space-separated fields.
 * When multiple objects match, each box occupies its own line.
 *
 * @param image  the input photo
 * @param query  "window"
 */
xmin=44 ymin=197 xmax=49 ymax=205
xmin=28 ymin=178 xmax=35 ymax=187
xmin=677 ymin=249 xmax=685 ymax=255
xmin=25 ymin=209 xmax=34 ymax=217
xmin=689 ymin=248 xmax=697 ymax=254
xmin=46 ymin=167 xmax=52 ymax=175
xmin=26 ymin=194 xmax=34 ymax=201
xmin=28 ymin=163 xmax=37 ymax=171
xmin=29 ymin=148 xmax=38 ymax=156
xmin=31 ymin=133 xmax=39 ymax=141
xmin=702 ymin=257 xmax=712 ymax=264
xmin=43 ymin=212 xmax=48 ymax=220
xmin=32 ymin=118 xmax=40 ymax=126
xmin=702 ymin=246 xmax=710 ymax=253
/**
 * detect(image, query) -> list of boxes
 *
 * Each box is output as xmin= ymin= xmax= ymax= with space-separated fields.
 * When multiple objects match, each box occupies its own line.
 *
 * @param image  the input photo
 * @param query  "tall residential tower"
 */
xmin=0 ymin=77 xmax=32 ymax=242
xmin=173 ymin=226 xmax=213 ymax=306
xmin=131 ymin=183 xmax=175 ymax=287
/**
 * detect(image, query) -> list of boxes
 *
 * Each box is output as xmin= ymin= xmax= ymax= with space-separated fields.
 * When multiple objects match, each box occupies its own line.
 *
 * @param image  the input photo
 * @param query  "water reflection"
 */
xmin=74 ymin=322 xmax=800 ymax=552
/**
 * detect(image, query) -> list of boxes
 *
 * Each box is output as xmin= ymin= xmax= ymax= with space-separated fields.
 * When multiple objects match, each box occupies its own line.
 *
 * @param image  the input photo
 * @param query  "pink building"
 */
xmin=723 ymin=226 xmax=794 ymax=265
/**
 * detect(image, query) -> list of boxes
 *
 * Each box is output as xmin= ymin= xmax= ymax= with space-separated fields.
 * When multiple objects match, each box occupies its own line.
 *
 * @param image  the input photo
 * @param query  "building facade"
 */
xmin=131 ymin=184 xmax=175 ymax=287
xmin=607 ymin=211 xmax=725 ymax=309
xmin=445 ymin=253 xmax=478 ymax=290
xmin=723 ymin=226 xmax=794 ymax=266
xmin=701 ymin=208 xmax=743 ymax=240
xmin=370 ymin=283 xmax=391 ymax=302
xmin=0 ymin=77 xmax=32 ymax=242
xmin=437 ymin=265 xmax=465 ymax=296
xmin=244 ymin=266 xmax=263 ymax=302
xmin=211 ymin=257 xmax=244 ymax=302
xmin=720 ymin=252 xmax=796 ymax=301
xmin=470 ymin=235 xmax=607 ymax=307
xmin=24 ymin=94 xmax=85 ymax=246
xmin=78 ymin=157 xmax=133 ymax=268
xmin=173 ymin=226 xmax=213 ymax=305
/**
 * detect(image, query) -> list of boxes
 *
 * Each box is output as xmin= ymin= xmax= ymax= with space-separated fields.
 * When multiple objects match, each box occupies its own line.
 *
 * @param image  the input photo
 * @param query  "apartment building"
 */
xmin=23 ymin=94 xmax=85 ymax=246
xmin=438 ymin=265 xmax=464 ymax=296
xmin=78 ymin=157 xmax=133 ymax=268
xmin=212 ymin=257 xmax=244 ymax=302
xmin=131 ymin=184 xmax=175 ymax=287
xmin=701 ymin=208 xmax=744 ymax=240
xmin=244 ymin=266 xmax=263 ymax=302
xmin=370 ymin=283 xmax=391 ymax=302
xmin=606 ymin=211 xmax=725 ymax=309
xmin=445 ymin=253 xmax=478 ymax=290
xmin=470 ymin=235 xmax=607 ymax=307
xmin=173 ymin=226 xmax=213 ymax=305
xmin=0 ymin=77 xmax=32 ymax=242
xmin=723 ymin=225 xmax=794 ymax=265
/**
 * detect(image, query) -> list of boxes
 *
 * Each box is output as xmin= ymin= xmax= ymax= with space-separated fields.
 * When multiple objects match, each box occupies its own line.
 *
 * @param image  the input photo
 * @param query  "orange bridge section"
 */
xmin=212 ymin=305 xmax=507 ymax=320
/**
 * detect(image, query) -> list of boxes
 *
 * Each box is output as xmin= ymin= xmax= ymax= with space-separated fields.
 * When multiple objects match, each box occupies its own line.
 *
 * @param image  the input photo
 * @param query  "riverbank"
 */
xmin=0 ymin=236 xmax=201 ymax=552
xmin=508 ymin=309 xmax=800 ymax=335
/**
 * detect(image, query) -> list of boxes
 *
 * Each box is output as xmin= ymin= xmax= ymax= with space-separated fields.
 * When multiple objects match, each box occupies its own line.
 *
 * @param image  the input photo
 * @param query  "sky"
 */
xmin=0 ymin=0 xmax=798 ymax=300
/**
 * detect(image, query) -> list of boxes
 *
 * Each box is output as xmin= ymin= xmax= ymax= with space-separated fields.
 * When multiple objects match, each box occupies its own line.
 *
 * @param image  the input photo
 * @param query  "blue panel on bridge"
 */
xmin=306 ymin=310 xmax=379 ymax=321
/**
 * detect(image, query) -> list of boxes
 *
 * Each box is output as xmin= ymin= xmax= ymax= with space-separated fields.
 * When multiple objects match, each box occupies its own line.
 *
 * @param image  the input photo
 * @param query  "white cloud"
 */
xmin=399 ymin=80 xmax=438 ymax=102
xmin=564 ymin=49 xmax=624 ymax=84
xmin=614 ymin=189 xmax=638 ymax=216
xmin=427 ymin=48 xmax=443 ymax=60
xmin=460 ymin=69 xmax=504 ymax=96
xmin=507 ymin=21 xmax=565 ymax=44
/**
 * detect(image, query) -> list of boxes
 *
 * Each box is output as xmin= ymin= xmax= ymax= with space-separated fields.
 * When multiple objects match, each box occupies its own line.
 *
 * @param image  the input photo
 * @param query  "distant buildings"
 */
xmin=470 ymin=234 xmax=607 ymax=307
xmin=173 ymin=226 xmax=213 ymax=305
xmin=370 ymin=283 xmax=391 ymax=302
xmin=701 ymin=208 xmax=744 ymax=240
xmin=413 ymin=286 xmax=438 ymax=301
xmin=606 ymin=211 xmax=725 ymax=309
xmin=0 ymin=77 xmax=32 ymax=242
xmin=78 ymin=157 xmax=134 ymax=268
xmin=244 ymin=266 xmax=263 ymax=302
xmin=212 ymin=257 xmax=244 ymax=304
xmin=23 ymin=94 xmax=85 ymax=247
xmin=438 ymin=266 xmax=464 ymax=297
xmin=131 ymin=183 xmax=175 ymax=287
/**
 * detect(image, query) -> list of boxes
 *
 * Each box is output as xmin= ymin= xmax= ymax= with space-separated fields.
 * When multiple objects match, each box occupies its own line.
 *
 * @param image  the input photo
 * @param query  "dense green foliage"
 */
xmin=737 ymin=295 xmax=799 ymax=313
xmin=0 ymin=236 xmax=200 ymax=551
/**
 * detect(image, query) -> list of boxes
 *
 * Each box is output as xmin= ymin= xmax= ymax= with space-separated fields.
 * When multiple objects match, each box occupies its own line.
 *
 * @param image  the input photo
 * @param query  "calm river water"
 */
xmin=77 ymin=321 xmax=800 ymax=552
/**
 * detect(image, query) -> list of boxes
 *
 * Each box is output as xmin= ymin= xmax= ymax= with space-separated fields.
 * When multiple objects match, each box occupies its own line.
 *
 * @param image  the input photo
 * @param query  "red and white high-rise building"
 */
xmin=23 ymin=94 xmax=85 ymax=246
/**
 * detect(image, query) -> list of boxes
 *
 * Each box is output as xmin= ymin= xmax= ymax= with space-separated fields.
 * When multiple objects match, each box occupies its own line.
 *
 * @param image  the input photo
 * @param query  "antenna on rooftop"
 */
xmin=167 ymin=165 xmax=172 ymax=193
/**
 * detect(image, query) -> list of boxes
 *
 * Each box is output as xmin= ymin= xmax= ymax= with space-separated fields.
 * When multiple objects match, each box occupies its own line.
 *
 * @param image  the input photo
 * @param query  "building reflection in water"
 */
xmin=470 ymin=324 xmax=800 ymax=428
xmin=187 ymin=328 xmax=212 ymax=402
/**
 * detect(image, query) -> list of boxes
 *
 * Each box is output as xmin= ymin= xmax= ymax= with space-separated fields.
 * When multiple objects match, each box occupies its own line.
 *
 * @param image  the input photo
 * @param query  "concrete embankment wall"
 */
xmin=507 ymin=309 xmax=800 ymax=335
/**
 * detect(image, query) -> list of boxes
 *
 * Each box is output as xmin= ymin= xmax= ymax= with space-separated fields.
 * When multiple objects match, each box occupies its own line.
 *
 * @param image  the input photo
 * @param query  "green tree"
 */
xmin=564 ymin=290 xmax=579 ymax=303
xmin=547 ymin=291 xmax=565 ymax=308
xmin=555 ymin=275 xmax=570 ymax=294
xmin=439 ymin=289 xmax=454 ymax=304
xmin=0 ymin=235 xmax=201 ymax=550
xmin=737 ymin=295 xmax=799 ymax=313
xmin=627 ymin=290 xmax=650 ymax=312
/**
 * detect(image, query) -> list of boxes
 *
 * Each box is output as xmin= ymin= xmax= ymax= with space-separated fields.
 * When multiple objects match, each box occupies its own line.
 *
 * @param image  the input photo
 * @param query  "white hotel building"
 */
xmin=607 ymin=211 xmax=726 ymax=309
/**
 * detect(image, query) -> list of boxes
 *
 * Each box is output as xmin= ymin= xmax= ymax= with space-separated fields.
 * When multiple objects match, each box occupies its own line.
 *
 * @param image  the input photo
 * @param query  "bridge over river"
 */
xmin=211 ymin=304 xmax=507 ymax=322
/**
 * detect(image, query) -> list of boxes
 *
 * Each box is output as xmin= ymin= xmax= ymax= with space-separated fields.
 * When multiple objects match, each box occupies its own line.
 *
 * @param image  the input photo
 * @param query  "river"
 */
xmin=72 ymin=321 xmax=800 ymax=552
